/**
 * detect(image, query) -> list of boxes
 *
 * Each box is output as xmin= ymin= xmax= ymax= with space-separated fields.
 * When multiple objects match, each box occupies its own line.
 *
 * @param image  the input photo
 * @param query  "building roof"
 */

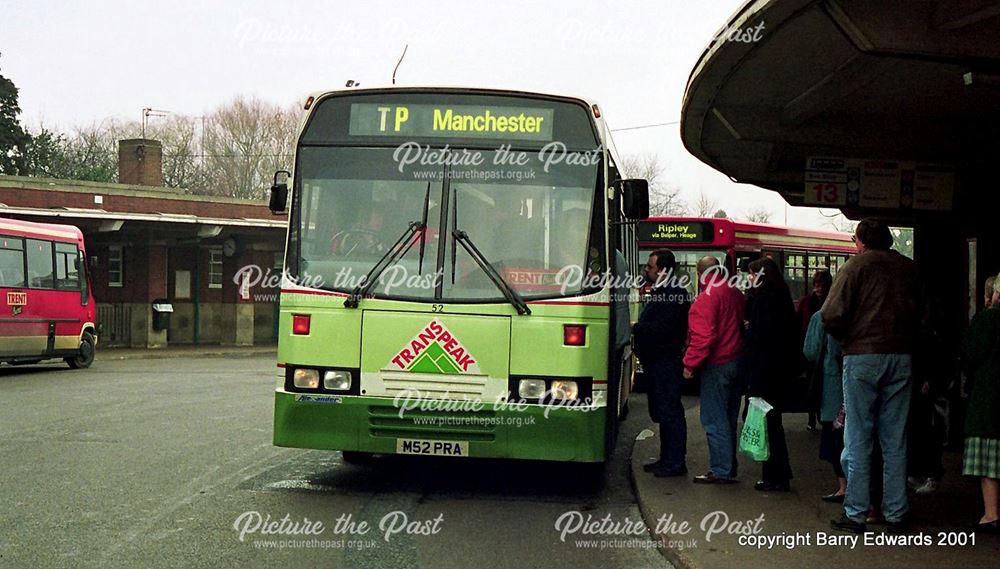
xmin=0 ymin=175 xmax=286 ymax=229
xmin=681 ymin=0 xmax=1000 ymax=218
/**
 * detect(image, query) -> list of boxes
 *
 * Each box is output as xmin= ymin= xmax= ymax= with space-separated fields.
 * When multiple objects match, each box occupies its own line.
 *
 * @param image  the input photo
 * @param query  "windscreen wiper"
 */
xmin=452 ymin=229 xmax=531 ymax=316
xmin=418 ymin=182 xmax=430 ymax=275
xmin=344 ymin=221 xmax=425 ymax=308
xmin=449 ymin=186 xmax=458 ymax=284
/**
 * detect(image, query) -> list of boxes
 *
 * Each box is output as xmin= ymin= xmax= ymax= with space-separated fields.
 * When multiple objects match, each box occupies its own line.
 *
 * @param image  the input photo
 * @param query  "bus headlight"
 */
xmin=293 ymin=368 xmax=320 ymax=389
xmin=323 ymin=370 xmax=352 ymax=391
xmin=551 ymin=379 xmax=579 ymax=400
xmin=518 ymin=379 xmax=547 ymax=399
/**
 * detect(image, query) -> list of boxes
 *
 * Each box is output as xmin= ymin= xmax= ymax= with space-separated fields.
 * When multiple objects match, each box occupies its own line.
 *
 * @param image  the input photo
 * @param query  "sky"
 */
xmin=0 ymin=0 xmax=849 ymax=230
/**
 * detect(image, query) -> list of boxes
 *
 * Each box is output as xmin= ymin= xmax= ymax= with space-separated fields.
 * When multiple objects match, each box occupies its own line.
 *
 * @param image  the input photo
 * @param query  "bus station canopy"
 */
xmin=681 ymin=0 xmax=1000 ymax=217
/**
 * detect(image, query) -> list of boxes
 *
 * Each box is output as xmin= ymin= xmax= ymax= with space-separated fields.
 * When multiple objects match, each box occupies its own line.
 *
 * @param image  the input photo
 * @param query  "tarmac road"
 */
xmin=0 ymin=355 xmax=671 ymax=569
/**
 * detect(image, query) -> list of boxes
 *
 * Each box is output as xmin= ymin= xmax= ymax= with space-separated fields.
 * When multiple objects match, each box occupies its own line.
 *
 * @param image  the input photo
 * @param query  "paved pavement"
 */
xmin=630 ymin=399 xmax=999 ymax=568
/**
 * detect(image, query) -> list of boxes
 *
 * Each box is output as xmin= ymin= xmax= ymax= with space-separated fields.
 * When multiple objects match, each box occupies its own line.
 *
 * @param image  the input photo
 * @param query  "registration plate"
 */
xmin=396 ymin=438 xmax=469 ymax=457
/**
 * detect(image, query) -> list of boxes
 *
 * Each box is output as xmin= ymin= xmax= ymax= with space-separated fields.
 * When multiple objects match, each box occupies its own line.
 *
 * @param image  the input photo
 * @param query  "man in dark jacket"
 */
xmin=822 ymin=218 xmax=920 ymax=534
xmin=634 ymin=249 xmax=691 ymax=477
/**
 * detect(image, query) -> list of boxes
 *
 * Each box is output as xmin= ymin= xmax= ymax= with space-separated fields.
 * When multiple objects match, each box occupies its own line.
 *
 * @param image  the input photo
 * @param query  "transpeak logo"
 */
xmin=389 ymin=319 xmax=479 ymax=374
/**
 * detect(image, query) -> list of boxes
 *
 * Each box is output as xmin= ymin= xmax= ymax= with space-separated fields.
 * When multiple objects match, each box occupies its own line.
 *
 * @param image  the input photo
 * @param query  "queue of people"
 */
xmin=633 ymin=217 xmax=1000 ymax=535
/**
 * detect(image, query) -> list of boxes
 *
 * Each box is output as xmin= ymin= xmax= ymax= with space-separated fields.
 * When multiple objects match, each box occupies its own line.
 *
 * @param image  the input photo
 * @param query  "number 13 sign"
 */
xmin=804 ymin=157 xmax=851 ymax=207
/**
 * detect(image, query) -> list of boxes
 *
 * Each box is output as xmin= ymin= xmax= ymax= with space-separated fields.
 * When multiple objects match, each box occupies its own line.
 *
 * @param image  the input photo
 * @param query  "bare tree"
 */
xmin=25 ymin=98 xmax=300 ymax=199
xmin=202 ymin=96 xmax=298 ymax=199
xmin=823 ymin=212 xmax=857 ymax=233
xmin=742 ymin=206 xmax=773 ymax=223
xmin=692 ymin=192 xmax=718 ymax=217
xmin=149 ymin=115 xmax=207 ymax=191
xmin=56 ymin=120 xmax=126 ymax=182
xmin=619 ymin=153 xmax=686 ymax=216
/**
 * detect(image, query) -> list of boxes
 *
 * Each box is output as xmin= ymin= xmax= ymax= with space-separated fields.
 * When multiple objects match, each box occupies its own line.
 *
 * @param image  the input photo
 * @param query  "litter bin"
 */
xmin=152 ymin=299 xmax=174 ymax=332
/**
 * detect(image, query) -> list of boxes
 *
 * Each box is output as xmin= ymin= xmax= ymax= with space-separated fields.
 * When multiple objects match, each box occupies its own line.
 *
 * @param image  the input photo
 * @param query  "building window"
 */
xmin=209 ymin=248 xmax=223 ymax=289
xmin=108 ymin=245 xmax=124 ymax=287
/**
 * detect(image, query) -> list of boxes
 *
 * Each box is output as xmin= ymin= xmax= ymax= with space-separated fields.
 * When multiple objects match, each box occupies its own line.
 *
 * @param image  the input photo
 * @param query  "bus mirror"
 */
xmin=269 ymin=170 xmax=291 ymax=214
xmin=619 ymin=179 xmax=649 ymax=220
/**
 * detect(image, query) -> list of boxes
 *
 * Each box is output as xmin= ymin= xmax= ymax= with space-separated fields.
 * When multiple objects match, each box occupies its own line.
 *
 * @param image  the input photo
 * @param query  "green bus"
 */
xmin=269 ymin=87 xmax=648 ymax=467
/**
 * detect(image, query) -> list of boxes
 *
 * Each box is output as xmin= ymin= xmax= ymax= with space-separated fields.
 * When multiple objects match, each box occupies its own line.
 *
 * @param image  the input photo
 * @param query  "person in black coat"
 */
xmin=634 ymin=249 xmax=691 ymax=477
xmin=744 ymin=257 xmax=798 ymax=491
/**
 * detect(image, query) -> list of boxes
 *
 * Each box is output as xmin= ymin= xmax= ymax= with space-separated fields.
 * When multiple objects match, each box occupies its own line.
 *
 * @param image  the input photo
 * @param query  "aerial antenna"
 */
xmin=141 ymin=108 xmax=169 ymax=138
xmin=392 ymin=44 xmax=409 ymax=85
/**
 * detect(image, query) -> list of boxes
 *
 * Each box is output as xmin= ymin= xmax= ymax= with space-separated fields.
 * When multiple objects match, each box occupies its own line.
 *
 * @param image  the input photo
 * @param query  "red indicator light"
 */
xmin=564 ymin=324 xmax=586 ymax=346
xmin=292 ymin=314 xmax=311 ymax=335
xmin=304 ymin=96 xmax=315 ymax=110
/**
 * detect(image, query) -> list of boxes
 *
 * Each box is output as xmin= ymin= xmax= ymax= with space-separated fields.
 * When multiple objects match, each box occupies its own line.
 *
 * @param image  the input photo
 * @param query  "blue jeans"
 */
xmin=699 ymin=358 xmax=744 ymax=479
xmin=646 ymin=356 xmax=686 ymax=468
xmin=840 ymin=354 xmax=912 ymax=523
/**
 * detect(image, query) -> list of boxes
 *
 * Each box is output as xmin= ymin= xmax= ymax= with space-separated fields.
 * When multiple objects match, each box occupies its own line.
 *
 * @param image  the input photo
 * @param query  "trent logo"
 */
xmin=390 ymin=319 xmax=479 ymax=374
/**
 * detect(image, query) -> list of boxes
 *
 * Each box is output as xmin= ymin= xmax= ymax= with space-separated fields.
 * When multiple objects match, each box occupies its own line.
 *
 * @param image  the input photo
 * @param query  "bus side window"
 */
xmin=830 ymin=254 xmax=849 ymax=276
xmin=0 ymin=236 xmax=26 ymax=288
xmin=809 ymin=252 xmax=830 ymax=273
xmin=55 ymin=242 xmax=81 ymax=290
xmin=736 ymin=252 xmax=759 ymax=273
xmin=26 ymin=239 xmax=54 ymax=289
xmin=784 ymin=252 xmax=807 ymax=299
xmin=79 ymin=250 xmax=90 ymax=304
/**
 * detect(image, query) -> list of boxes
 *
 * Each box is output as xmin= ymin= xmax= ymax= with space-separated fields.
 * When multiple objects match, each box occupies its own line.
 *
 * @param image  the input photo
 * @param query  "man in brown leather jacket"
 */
xmin=822 ymin=218 xmax=919 ymax=534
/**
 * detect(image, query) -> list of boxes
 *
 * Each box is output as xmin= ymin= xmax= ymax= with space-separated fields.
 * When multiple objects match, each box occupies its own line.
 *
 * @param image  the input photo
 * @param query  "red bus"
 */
xmin=636 ymin=217 xmax=855 ymax=299
xmin=0 ymin=218 xmax=98 ymax=368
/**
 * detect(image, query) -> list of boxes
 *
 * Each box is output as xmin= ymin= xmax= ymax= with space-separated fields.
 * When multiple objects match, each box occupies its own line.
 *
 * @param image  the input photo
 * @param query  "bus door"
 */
xmin=1 ymin=237 xmax=50 ymax=358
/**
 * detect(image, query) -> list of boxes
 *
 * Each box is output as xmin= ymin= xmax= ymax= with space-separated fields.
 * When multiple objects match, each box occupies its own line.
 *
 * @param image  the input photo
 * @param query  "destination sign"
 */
xmin=637 ymin=221 xmax=715 ymax=244
xmin=349 ymin=103 xmax=555 ymax=141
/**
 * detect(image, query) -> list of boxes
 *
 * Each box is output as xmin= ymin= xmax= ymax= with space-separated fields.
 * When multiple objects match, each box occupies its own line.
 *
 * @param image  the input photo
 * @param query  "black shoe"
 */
xmin=884 ymin=519 xmax=910 ymax=535
xmin=807 ymin=424 xmax=818 ymax=432
xmin=754 ymin=480 xmax=790 ymax=492
xmin=831 ymin=514 xmax=866 ymax=534
xmin=821 ymin=493 xmax=846 ymax=503
xmin=652 ymin=464 xmax=688 ymax=478
xmin=642 ymin=461 xmax=665 ymax=473
xmin=973 ymin=520 xmax=999 ymax=534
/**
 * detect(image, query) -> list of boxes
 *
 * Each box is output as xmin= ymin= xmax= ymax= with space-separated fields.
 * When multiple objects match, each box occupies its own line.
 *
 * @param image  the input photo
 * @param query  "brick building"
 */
xmin=0 ymin=142 xmax=288 ymax=348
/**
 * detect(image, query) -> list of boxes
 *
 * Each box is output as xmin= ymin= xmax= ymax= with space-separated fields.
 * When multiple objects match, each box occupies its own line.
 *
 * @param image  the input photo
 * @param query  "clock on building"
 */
xmin=223 ymin=237 xmax=238 ymax=257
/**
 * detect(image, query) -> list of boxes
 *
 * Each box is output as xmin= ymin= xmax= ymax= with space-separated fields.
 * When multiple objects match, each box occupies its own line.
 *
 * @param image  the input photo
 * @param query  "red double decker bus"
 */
xmin=636 ymin=217 xmax=855 ymax=299
xmin=0 ymin=218 xmax=98 ymax=368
